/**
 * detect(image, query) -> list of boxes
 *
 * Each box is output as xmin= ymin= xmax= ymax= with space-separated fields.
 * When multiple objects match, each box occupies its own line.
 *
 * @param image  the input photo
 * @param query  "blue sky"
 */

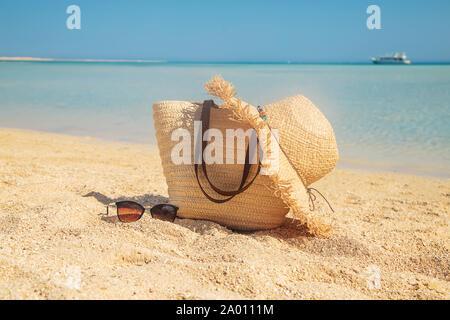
xmin=0 ymin=0 xmax=449 ymax=62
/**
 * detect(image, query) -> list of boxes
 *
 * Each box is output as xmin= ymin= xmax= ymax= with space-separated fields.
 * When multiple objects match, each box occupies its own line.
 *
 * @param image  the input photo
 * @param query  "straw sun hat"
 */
xmin=153 ymin=76 xmax=338 ymax=236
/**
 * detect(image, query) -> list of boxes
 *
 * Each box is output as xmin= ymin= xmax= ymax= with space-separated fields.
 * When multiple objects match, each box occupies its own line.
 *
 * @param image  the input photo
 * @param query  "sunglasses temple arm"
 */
xmin=105 ymin=204 xmax=117 ymax=216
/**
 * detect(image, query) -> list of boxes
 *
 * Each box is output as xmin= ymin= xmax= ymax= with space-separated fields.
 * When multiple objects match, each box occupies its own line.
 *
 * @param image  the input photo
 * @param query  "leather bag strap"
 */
xmin=194 ymin=100 xmax=261 ymax=203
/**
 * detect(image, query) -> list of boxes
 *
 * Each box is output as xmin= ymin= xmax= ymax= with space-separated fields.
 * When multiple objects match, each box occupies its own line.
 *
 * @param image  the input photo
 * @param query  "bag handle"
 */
xmin=194 ymin=100 xmax=261 ymax=203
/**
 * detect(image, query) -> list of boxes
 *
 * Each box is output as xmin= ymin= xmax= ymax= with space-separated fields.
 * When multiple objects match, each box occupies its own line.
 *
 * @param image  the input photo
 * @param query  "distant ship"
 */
xmin=371 ymin=52 xmax=411 ymax=65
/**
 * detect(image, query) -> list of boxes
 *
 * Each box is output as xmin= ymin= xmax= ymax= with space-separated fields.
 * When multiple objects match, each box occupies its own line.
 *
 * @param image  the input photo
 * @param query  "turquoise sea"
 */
xmin=0 ymin=61 xmax=449 ymax=178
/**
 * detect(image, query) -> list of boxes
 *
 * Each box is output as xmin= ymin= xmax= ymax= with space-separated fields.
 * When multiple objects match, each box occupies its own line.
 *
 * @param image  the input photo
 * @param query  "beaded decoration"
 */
xmin=257 ymin=105 xmax=267 ymax=121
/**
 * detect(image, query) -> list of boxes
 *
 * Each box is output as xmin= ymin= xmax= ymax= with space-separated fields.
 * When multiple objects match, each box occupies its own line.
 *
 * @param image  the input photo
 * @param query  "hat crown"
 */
xmin=264 ymin=94 xmax=339 ymax=186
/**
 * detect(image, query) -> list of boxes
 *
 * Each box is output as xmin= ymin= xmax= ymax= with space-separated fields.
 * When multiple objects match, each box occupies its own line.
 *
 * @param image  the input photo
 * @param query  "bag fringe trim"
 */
xmin=205 ymin=75 xmax=330 ymax=236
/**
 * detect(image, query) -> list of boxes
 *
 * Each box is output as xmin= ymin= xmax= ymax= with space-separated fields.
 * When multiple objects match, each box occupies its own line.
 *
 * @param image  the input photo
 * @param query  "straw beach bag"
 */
xmin=153 ymin=76 xmax=338 ymax=235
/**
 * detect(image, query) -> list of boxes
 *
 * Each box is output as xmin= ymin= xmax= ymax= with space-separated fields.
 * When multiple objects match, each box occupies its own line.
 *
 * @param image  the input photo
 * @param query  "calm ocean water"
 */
xmin=0 ymin=62 xmax=449 ymax=178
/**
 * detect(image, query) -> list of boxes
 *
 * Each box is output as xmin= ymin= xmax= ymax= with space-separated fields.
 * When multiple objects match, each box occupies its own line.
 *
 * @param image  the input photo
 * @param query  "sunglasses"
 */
xmin=106 ymin=201 xmax=179 ymax=223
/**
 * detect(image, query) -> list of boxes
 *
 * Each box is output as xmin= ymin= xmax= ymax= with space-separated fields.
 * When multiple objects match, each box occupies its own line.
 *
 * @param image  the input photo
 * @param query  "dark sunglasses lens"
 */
xmin=117 ymin=201 xmax=144 ymax=222
xmin=150 ymin=204 xmax=178 ymax=222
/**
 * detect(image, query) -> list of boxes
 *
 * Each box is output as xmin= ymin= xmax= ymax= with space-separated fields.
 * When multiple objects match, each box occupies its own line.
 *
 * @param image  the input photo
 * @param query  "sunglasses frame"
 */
xmin=106 ymin=201 xmax=179 ymax=223
xmin=150 ymin=203 xmax=179 ymax=220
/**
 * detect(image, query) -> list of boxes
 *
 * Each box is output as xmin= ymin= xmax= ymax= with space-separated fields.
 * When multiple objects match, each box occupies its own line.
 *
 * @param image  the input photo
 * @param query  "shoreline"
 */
xmin=337 ymin=159 xmax=450 ymax=180
xmin=0 ymin=57 xmax=166 ymax=63
xmin=1 ymin=127 xmax=448 ymax=180
xmin=0 ymin=127 xmax=448 ymax=299
xmin=1 ymin=58 xmax=450 ymax=65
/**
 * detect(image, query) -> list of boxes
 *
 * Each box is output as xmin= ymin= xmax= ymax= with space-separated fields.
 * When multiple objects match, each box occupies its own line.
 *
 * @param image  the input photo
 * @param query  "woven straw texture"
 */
xmin=153 ymin=101 xmax=289 ymax=230
xmin=264 ymin=95 xmax=339 ymax=186
xmin=153 ymin=77 xmax=338 ymax=235
xmin=203 ymin=76 xmax=338 ymax=235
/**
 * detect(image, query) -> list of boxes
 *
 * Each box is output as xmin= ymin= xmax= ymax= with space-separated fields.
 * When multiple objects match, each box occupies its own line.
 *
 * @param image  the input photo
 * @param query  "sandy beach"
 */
xmin=0 ymin=128 xmax=448 ymax=299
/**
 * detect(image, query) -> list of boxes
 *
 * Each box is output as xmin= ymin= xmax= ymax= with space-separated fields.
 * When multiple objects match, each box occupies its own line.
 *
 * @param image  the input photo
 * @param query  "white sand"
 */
xmin=0 ymin=128 xmax=448 ymax=299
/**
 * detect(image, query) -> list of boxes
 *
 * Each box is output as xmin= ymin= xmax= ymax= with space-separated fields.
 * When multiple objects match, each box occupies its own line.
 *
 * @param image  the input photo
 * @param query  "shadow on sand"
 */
xmin=83 ymin=191 xmax=312 ymax=238
xmin=82 ymin=191 xmax=169 ymax=223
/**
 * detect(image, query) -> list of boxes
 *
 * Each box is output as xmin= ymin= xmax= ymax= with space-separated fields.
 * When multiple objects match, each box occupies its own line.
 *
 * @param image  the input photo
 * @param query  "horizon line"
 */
xmin=1 ymin=57 xmax=449 ymax=64
xmin=0 ymin=57 xmax=166 ymax=63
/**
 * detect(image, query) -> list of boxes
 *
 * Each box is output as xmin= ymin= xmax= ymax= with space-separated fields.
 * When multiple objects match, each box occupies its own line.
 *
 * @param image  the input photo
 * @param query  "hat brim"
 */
xmin=230 ymin=103 xmax=330 ymax=235
xmin=205 ymin=76 xmax=330 ymax=235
